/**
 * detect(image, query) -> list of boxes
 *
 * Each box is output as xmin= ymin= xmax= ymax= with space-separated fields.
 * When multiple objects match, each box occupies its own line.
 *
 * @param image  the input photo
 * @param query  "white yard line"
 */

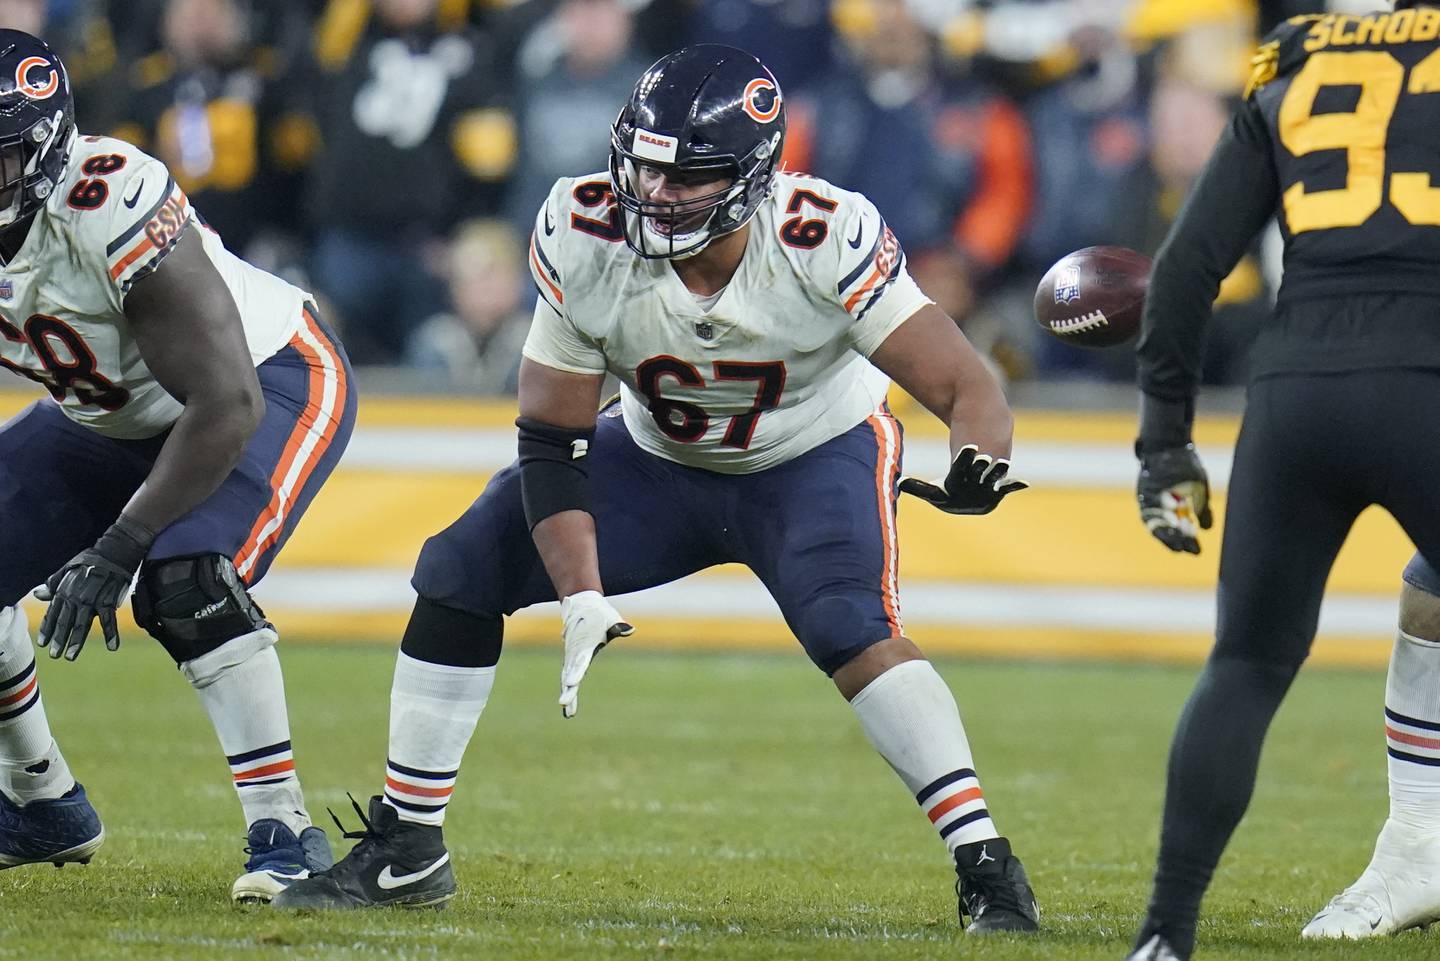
xmin=250 ymin=567 xmax=1391 ymax=639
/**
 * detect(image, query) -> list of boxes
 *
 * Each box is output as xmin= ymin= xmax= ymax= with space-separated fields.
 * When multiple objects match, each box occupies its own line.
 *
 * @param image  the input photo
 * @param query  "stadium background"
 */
xmin=0 ymin=0 xmax=1414 ymax=666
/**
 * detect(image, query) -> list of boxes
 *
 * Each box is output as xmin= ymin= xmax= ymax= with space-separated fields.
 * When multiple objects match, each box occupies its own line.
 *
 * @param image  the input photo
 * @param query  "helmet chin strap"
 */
xmin=643 ymin=218 xmax=714 ymax=260
xmin=0 ymin=190 xmax=22 ymax=230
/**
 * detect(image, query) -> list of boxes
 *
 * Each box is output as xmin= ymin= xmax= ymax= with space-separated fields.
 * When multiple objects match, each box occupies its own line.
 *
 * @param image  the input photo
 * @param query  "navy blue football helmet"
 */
xmin=610 ymin=44 xmax=785 ymax=260
xmin=0 ymin=30 xmax=74 ymax=229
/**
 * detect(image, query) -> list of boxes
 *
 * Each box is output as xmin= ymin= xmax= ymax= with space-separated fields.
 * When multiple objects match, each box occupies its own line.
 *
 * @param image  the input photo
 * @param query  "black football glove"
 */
xmin=899 ymin=445 xmax=1029 ymax=516
xmin=35 ymin=516 xmax=153 ymax=661
xmin=1136 ymin=444 xmax=1213 ymax=555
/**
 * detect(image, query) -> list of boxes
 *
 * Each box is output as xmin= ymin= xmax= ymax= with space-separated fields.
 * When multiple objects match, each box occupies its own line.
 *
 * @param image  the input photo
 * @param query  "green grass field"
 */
xmin=0 ymin=640 xmax=1431 ymax=961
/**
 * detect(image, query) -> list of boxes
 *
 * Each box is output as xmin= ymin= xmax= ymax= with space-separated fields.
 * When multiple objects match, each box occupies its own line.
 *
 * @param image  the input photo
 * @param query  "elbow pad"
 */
xmin=516 ymin=416 xmax=596 ymax=531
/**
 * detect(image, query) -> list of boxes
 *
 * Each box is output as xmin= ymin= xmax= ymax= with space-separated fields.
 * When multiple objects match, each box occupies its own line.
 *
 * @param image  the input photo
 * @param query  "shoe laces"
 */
xmin=242 ymin=828 xmax=302 ymax=872
xmin=957 ymin=865 xmax=1027 ymax=925
xmin=330 ymin=793 xmax=384 ymax=843
xmin=313 ymin=793 xmax=388 ymax=880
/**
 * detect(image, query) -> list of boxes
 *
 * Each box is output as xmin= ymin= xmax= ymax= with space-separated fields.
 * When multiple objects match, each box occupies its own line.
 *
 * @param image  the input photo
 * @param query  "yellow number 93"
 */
xmin=1281 ymin=48 xmax=1440 ymax=232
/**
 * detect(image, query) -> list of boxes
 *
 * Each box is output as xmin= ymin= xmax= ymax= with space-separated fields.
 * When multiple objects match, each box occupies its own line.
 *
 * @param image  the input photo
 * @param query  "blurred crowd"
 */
xmin=0 ymin=0 xmax=1379 ymax=390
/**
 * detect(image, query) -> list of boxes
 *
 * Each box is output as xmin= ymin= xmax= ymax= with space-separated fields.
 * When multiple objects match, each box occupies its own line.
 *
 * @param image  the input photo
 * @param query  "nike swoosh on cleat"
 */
xmin=124 ymin=180 xmax=145 ymax=208
xmin=376 ymin=852 xmax=450 ymax=890
xmin=847 ymin=219 xmax=864 ymax=249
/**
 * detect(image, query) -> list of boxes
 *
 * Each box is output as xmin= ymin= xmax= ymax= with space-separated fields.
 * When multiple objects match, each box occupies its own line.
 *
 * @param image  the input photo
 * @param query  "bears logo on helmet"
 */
xmin=14 ymin=55 xmax=57 ymax=100
xmin=742 ymin=78 xmax=781 ymax=124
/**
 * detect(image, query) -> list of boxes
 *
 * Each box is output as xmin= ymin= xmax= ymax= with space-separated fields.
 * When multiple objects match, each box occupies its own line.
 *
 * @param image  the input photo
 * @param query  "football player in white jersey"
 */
xmin=278 ymin=45 xmax=1037 ymax=931
xmin=0 ymin=31 xmax=355 ymax=901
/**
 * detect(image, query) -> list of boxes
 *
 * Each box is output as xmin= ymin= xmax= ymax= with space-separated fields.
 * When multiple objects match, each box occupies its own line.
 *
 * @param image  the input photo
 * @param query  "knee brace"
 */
xmin=131 ymin=554 xmax=272 ymax=664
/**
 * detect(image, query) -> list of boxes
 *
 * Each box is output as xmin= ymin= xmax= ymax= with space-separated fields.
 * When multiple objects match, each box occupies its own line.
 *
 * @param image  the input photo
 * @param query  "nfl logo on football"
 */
xmin=1053 ymin=265 xmax=1081 ymax=304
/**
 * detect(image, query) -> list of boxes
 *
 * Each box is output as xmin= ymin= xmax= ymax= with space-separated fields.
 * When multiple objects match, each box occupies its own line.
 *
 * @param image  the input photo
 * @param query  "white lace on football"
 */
xmin=1049 ymin=309 xmax=1111 ymax=336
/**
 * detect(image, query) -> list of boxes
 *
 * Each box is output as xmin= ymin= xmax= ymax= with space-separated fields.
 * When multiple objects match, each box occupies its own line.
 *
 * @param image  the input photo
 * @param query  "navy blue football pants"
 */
xmin=412 ymin=405 xmax=907 ymax=675
xmin=0 ymin=307 xmax=354 ymax=608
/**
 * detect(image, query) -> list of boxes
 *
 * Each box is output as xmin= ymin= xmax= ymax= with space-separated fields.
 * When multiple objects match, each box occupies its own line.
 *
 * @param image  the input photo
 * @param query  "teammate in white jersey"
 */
xmin=0 ymin=31 xmax=354 ymax=900
xmin=279 ymin=45 xmax=1037 ymax=931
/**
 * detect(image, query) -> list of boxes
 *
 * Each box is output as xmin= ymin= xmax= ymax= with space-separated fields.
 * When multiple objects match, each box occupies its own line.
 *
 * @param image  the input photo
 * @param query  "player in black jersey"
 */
xmin=1127 ymin=4 xmax=1440 ymax=959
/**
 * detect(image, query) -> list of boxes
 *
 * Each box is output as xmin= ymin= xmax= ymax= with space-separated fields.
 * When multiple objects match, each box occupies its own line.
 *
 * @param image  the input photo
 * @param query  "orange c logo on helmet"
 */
xmin=742 ymin=78 xmax=781 ymax=124
xmin=14 ymin=56 xmax=58 ymax=100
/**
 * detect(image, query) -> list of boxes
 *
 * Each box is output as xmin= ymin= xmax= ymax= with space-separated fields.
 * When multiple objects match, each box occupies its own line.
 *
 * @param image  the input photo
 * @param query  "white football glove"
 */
xmin=558 ymin=590 xmax=633 ymax=718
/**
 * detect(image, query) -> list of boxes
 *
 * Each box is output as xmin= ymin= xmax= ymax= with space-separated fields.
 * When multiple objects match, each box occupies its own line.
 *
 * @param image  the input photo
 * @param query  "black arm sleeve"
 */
xmin=516 ymin=416 xmax=596 ymax=531
xmin=1137 ymin=99 xmax=1280 ymax=411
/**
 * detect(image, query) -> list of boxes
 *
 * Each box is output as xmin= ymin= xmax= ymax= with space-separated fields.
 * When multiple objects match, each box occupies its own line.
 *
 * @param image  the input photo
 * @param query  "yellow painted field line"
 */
xmin=0 ymin=387 xmax=1242 ymax=443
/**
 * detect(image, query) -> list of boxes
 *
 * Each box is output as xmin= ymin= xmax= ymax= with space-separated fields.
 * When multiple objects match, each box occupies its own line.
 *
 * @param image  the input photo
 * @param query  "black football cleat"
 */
xmin=271 ymin=795 xmax=455 ymax=910
xmin=954 ymin=836 xmax=1040 ymax=934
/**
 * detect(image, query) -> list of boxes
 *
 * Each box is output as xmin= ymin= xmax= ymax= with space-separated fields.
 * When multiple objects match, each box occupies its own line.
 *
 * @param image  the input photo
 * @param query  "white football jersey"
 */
xmin=0 ymin=135 xmax=309 ymax=439
xmin=523 ymin=170 xmax=932 ymax=473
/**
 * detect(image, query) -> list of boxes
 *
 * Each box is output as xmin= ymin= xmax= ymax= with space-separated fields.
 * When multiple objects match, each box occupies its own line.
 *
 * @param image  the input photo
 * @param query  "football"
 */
xmin=1033 ymin=245 xmax=1152 ymax=348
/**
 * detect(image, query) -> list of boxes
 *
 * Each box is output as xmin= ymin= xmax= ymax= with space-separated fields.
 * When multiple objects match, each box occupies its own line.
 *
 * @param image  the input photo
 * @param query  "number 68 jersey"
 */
xmin=523 ymin=170 xmax=932 ymax=473
xmin=0 ymin=136 xmax=307 ymax=439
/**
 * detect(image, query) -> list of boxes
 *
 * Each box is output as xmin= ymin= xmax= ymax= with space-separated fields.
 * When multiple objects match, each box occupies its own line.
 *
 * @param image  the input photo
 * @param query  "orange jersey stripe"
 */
xmin=530 ymin=235 xmax=564 ymax=305
xmin=234 ymin=310 xmax=348 ymax=580
xmin=385 ymin=777 xmax=454 ymax=798
xmin=844 ymin=262 xmax=887 ymax=313
xmin=0 ymin=675 xmax=37 ymax=708
xmin=109 ymin=236 xmax=156 ymax=280
xmin=1388 ymin=725 xmax=1440 ymax=750
xmin=927 ymin=786 xmax=984 ymax=824
xmin=233 ymin=759 xmax=295 ymax=781
xmin=246 ymin=313 xmax=348 ymax=562
xmin=867 ymin=413 xmax=902 ymax=634
xmin=236 ymin=329 xmax=324 ymax=574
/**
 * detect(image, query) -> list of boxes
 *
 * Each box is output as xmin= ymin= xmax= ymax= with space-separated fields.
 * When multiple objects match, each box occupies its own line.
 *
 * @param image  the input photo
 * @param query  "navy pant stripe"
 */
xmin=227 ymin=740 xmax=293 ymax=766
xmin=916 ymin=768 xmax=977 ymax=806
xmin=0 ymin=659 xmax=35 ymax=694
xmin=939 ymin=808 xmax=993 ymax=840
xmin=0 ymin=688 xmax=40 ymax=723
xmin=1386 ymin=707 xmax=1440 ymax=733
xmin=387 ymin=759 xmax=459 ymax=780
xmin=384 ymin=794 xmax=447 ymax=813
xmin=1388 ymin=747 xmax=1440 ymax=766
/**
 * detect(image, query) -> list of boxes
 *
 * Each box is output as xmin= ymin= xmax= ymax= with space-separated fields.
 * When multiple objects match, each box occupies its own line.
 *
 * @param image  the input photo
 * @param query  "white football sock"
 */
xmin=383 ymin=651 xmax=495 ymax=826
xmin=1385 ymin=630 xmax=1440 ymax=830
xmin=850 ymin=659 xmax=999 ymax=854
xmin=181 ymin=628 xmax=309 ymax=835
xmin=0 ymin=606 xmax=74 ymax=804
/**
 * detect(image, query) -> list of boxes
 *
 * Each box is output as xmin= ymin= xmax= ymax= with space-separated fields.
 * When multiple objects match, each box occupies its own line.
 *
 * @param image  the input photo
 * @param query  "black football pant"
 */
xmin=1142 ymin=367 xmax=1440 ymax=956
